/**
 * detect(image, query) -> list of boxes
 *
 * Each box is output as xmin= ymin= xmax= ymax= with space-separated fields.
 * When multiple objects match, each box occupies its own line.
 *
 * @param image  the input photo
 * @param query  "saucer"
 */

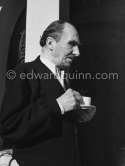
xmin=80 ymin=105 xmax=96 ymax=109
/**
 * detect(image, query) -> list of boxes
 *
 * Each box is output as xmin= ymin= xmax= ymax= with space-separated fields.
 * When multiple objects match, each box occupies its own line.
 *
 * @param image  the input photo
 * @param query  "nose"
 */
xmin=73 ymin=46 xmax=80 ymax=57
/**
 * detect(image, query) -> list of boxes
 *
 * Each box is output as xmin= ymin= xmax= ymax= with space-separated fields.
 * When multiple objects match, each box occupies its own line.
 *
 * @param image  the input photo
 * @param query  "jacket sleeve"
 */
xmin=0 ymin=66 xmax=62 ymax=146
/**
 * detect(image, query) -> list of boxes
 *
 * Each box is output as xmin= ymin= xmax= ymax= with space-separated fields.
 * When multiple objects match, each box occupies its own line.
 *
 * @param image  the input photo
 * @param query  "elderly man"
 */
xmin=0 ymin=20 xmax=95 ymax=166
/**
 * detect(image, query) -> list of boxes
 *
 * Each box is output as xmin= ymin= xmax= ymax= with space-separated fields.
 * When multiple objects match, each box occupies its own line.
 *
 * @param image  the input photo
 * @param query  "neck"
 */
xmin=41 ymin=47 xmax=60 ymax=67
xmin=40 ymin=47 xmax=53 ymax=62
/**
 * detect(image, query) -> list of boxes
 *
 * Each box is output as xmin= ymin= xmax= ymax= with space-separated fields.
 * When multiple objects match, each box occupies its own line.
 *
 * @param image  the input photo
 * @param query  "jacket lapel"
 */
xmin=34 ymin=56 xmax=65 ymax=94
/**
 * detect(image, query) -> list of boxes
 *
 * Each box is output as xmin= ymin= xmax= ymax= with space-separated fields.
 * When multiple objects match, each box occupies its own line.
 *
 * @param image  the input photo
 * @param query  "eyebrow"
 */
xmin=68 ymin=40 xmax=81 ymax=46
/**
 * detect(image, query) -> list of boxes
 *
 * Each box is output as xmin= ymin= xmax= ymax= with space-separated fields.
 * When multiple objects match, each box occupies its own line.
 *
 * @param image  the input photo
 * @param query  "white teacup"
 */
xmin=81 ymin=96 xmax=91 ymax=106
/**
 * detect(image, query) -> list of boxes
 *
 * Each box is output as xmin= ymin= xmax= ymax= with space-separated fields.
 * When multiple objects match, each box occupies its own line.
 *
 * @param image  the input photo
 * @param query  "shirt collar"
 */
xmin=40 ymin=56 xmax=56 ymax=75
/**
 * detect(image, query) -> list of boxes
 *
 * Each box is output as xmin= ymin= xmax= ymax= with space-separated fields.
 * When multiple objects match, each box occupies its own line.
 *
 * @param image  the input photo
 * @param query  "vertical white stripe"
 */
xmin=0 ymin=6 xmax=2 ymax=11
xmin=25 ymin=0 xmax=59 ymax=62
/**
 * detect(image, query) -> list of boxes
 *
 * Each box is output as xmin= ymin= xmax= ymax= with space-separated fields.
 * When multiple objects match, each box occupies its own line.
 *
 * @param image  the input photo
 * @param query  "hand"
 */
xmin=56 ymin=89 xmax=83 ymax=113
xmin=77 ymin=106 xmax=96 ymax=122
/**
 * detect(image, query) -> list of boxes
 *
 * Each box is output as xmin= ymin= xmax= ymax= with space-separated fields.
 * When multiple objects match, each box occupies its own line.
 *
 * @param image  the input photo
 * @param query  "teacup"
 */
xmin=77 ymin=96 xmax=94 ymax=123
xmin=81 ymin=96 xmax=91 ymax=106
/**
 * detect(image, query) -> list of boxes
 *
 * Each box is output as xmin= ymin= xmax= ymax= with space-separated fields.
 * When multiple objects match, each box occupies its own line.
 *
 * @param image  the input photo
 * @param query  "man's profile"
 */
xmin=0 ymin=20 xmax=95 ymax=166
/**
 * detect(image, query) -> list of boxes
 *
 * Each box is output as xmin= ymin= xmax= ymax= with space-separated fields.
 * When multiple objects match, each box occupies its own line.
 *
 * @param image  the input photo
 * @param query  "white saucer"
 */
xmin=80 ymin=105 xmax=96 ymax=109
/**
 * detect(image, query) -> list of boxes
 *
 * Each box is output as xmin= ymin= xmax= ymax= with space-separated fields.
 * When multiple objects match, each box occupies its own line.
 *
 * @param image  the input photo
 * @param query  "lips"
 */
xmin=66 ymin=56 xmax=75 ymax=61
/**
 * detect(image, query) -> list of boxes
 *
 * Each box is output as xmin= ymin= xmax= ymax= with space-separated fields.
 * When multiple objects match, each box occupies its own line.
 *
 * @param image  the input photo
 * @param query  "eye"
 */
xmin=68 ymin=41 xmax=80 ymax=47
xmin=69 ymin=41 xmax=77 ymax=46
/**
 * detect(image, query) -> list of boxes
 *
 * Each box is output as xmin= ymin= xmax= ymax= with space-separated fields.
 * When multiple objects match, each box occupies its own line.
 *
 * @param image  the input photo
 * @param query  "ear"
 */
xmin=46 ymin=37 xmax=56 ymax=51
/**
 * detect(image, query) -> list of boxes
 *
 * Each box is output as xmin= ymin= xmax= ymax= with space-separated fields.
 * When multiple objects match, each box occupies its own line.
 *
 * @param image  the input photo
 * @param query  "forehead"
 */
xmin=61 ymin=23 xmax=80 ymax=44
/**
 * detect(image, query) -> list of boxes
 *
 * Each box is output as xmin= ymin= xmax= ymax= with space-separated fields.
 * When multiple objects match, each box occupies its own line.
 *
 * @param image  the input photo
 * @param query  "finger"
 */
xmin=72 ymin=90 xmax=82 ymax=102
xmin=73 ymin=90 xmax=80 ymax=96
xmin=67 ymin=88 xmax=73 ymax=92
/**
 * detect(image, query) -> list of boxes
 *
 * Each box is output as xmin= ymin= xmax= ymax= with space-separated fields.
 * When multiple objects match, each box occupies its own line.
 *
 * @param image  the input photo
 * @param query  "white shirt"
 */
xmin=40 ymin=56 xmax=65 ymax=114
xmin=40 ymin=56 xmax=65 ymax=88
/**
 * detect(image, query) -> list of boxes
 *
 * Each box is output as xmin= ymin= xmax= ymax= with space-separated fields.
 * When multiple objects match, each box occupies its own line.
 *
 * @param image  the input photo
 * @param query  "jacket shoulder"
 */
xmin=12 ymin=57 xmax=40 ymax=75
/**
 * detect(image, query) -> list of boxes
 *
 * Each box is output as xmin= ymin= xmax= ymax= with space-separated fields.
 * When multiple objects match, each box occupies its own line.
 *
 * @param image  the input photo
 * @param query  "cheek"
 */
xmin=54 ymin=44 xmax=71 ymax=60
xmin=53 ymin=47 xmax=61 ymax=57
xmin=56 ymin=47 xmax=66 ymax=58
xmin=55 ymin=45 xmax=63 ymax=53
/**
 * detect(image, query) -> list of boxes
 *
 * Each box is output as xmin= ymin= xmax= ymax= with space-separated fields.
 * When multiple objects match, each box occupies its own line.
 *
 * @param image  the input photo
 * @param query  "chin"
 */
xmin=59 ymin=61 xmax=71 ymax=69
xmin=64 ymin=63 xmax=71 ymax=68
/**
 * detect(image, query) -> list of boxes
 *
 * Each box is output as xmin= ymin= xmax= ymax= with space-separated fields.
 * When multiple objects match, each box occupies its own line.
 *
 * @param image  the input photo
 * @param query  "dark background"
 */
xmin=0 ymin=0 xmax=125 ymax=166
xmin=69 ymin=0 xmax=125 ymax=166
xmin=0 ymin=0 xmax=26 ymax=148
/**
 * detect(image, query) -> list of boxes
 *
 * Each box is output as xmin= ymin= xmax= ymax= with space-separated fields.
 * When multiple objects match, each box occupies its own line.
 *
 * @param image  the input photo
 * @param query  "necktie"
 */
xmin=64 ymin=69 xmax=69 ymax=90
xmin=64 ymin=77 xmax=69 ymax=90
xmin=56 ymin=68 xmax=69 ymax=90
xmin=56 ymin=67 xmax=61 ymax=80
xmin=56 ymin=67 xmax=64 ymax=87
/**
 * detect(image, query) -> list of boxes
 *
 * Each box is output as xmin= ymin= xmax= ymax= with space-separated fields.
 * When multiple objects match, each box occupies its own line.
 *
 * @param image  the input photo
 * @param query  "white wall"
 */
xmin=25 ymin=0 xmax=59 ymax=62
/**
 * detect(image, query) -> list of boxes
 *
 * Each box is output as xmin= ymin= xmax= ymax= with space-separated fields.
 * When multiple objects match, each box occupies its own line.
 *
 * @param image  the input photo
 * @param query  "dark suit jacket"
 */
xmin=0 ymin=56 xmax=80 ymax=166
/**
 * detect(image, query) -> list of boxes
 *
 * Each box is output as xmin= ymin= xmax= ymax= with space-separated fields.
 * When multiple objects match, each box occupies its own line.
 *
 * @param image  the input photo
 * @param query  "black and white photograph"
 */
xmin=0 ymin=0 xmax=125 ymax=166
